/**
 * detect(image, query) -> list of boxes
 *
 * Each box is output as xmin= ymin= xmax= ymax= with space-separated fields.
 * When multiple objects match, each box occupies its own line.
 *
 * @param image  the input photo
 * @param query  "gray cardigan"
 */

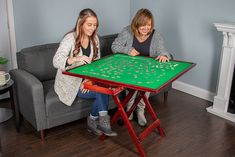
xmin=111 ymin=26 xmax=171 ymax=58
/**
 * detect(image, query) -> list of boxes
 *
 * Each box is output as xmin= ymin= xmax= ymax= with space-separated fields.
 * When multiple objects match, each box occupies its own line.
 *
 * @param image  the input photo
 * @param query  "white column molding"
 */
xmin=222 ymin=32 xmax=228 ymax=47
xmin=207 ymin=23 xmax=235 ymax=123
xmin=6 ymin=0 xmax=17 ymax=69
xmin=228 ymin=32 xmax=235 ymax=48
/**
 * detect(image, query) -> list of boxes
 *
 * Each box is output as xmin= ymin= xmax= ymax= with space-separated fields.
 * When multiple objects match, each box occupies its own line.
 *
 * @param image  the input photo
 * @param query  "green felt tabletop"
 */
xmin=68 ymin=54 xmax=194 ymax=91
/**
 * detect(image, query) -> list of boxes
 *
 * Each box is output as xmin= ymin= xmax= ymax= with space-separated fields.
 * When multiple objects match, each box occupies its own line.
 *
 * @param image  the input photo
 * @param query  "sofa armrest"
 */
xmin=10 ymin=69 xmax=47 ymax=131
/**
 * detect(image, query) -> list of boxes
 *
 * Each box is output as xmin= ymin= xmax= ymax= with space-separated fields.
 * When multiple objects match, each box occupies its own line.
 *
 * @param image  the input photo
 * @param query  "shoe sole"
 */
xmin=87 ymin=128 xmax=102 ymax=136
xmin=97 ymin=126 xmax=118 ymax=137
xmin=88 ymin=128 xmax=117 ymax=136
xmin=138 ymin=123 xmax=147 ymax=127
xmin=103 ymin=132 xmax=118 ymax=137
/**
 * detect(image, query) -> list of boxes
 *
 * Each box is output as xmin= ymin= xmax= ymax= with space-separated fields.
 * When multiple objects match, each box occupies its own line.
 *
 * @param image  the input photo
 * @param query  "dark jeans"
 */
xmin=78 ymin=90 xmax=109 ymax=116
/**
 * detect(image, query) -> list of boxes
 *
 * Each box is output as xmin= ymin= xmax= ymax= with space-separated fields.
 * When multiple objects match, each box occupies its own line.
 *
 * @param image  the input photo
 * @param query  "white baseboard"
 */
xmin=172 ymin=80 xmax=215 ymax=102
xmin=207 ymin=106 xmax=235 ymax=123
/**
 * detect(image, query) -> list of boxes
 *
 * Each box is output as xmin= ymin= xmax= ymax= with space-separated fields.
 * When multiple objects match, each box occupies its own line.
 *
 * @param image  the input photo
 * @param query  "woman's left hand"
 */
xmin=156 ymin=55 xmax=169 ymax=63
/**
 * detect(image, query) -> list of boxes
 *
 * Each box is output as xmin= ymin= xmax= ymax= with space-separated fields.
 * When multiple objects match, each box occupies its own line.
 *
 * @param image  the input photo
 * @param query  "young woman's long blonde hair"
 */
xmin=67 ymin=8 xmax=99 ymax=59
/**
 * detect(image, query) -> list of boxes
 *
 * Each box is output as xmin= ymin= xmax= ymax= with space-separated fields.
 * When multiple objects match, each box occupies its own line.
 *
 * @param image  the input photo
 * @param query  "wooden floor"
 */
xmin=1 ymin=89 xmax=235 ymax=157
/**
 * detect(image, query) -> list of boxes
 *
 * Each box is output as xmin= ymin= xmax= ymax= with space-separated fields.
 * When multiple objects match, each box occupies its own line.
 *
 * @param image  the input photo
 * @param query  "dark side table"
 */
xmin=0 ymin=79 xmax=14 ymax=123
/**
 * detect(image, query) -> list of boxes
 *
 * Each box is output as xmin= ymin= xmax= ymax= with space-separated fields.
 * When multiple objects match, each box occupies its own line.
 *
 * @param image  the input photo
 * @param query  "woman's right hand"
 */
xmin=129 ymin=48 xmax=140 ymax=56
xmin=67 ymin=55 xmax=92 ymax=65
xmin=77 ymin=55 xmax=92 ymax=64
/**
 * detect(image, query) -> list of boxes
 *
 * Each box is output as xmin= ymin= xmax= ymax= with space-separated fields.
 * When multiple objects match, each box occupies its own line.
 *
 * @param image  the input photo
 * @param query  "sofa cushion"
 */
xmin=42 ymin=80 xmax=93 ymax=117
xmin=17 ymin=43 xmax=59 ymax=81
xmin=42 ymin=80 xmax=116 ymax=117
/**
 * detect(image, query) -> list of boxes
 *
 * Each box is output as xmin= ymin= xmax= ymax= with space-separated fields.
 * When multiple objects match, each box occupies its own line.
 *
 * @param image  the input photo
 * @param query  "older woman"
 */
xmin=112 ymin=8 xmax=171 ymax=126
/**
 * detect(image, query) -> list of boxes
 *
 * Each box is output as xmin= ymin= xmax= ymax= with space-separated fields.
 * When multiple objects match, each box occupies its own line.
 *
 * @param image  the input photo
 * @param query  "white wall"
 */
xmin=9 ymin=0 xmax=235 ymax=96
xmin=131 ymin=0 xmax=235 ymax=93
xmin=12 ymin=0 xmax=130 ymax=51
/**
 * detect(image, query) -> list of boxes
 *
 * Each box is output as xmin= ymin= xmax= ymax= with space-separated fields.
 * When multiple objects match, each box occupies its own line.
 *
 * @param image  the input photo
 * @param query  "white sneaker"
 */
xmin=137 ymin=109 xmax=147 ymax=126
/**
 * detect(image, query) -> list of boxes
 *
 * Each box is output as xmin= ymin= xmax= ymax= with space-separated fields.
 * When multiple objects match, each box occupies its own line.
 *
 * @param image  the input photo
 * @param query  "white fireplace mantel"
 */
xmin=207 ymin=23 xmax=235 ymax=122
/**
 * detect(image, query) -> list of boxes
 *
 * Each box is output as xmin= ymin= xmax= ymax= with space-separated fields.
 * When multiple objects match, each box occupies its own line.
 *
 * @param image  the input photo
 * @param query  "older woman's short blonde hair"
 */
xmin=131 ymin=8 xmax=154 ymax=37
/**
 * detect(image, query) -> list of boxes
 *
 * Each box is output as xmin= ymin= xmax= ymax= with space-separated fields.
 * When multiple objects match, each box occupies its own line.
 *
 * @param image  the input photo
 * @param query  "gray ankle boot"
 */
xmin=87 ymin=116 xmax=102 ymax=135
xmin=97 ymin=115 xmax=117 ymax=136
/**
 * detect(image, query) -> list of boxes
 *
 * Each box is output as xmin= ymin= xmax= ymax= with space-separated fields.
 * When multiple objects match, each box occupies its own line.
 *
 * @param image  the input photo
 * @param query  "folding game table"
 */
xmin=63 ymin=53 xmax=195 ymax=157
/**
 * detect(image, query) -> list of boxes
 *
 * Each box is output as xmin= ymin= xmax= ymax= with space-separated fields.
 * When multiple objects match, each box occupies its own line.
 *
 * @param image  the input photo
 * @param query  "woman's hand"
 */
xmin=80 ymin=79 xmax=90 ymax=94
xmin=156 ymin=55 xmax=169 ymax=63
xmin=129 ymin=48 xmax=140 ymax=56
xmin=76 ymin=55 xmax=92 ymax=64
xmin=67 ymin=55 xmax=92 ymax=65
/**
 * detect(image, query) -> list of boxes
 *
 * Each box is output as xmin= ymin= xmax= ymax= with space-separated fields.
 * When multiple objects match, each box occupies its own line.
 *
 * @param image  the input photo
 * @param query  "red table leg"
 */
xmin=111 ymin=89 xmax=135 ymax=124
xmin=91 ymin=86 xmax=165 ymax=157
xmin=142 ymin=92 xmax=165 ymax=137
xmin=112 ymin=94 xmax=147 ymax=157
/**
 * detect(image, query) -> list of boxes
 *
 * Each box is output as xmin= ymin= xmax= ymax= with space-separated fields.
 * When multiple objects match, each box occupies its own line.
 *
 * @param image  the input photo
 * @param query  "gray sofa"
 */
xmin=10 ymin=34 xmax=172 ymax=140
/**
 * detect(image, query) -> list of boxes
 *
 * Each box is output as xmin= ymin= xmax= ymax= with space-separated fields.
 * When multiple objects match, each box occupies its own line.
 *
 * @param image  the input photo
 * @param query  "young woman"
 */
xmin=112 ymin=8 xmax=171 ymax=126
xmin=53 ymin=8 xmax=116 ymax=136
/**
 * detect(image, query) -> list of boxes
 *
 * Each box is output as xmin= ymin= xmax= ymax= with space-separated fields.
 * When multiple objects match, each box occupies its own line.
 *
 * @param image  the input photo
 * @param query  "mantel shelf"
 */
xmin=214 ymin=23 xmax=235 ymax=33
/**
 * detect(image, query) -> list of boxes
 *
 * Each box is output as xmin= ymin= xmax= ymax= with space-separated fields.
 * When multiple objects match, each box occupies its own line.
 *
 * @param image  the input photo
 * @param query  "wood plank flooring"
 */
xmin=1 ymin=89 xmax=235 ymax=157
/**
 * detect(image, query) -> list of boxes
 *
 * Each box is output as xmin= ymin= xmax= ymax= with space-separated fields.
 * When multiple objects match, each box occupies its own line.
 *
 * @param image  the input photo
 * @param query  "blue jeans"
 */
xmin=78 ymin=90 xmax=109 ymax=117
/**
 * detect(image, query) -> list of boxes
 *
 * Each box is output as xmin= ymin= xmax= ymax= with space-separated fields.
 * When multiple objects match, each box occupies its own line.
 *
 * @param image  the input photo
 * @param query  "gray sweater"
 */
xmin=111 ymin=26 xmax=171 ymax=58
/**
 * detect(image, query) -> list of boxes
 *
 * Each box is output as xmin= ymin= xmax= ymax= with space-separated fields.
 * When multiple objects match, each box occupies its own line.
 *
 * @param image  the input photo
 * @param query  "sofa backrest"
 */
xmin=16 ymin=34 xmax=118 ymax=82
xmin=17 ymin=43 xmax=59 ymax=81
xmin=99 ymin=34 xmax=118 ymax=57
